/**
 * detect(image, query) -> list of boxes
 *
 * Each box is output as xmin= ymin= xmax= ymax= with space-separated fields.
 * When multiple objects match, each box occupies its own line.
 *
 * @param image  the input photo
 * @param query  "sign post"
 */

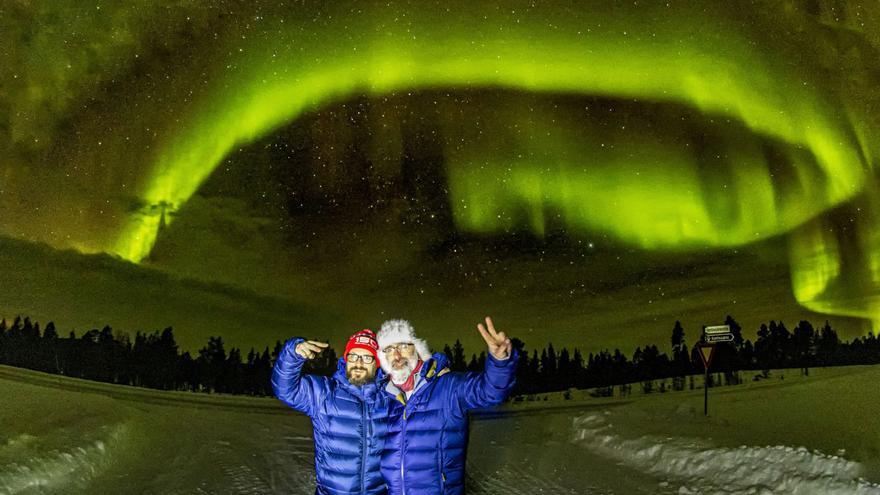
xmin=697 ymin=343 xmax=716 ymax=416
xmin=698 ymin=324 xmax=731 ymax=416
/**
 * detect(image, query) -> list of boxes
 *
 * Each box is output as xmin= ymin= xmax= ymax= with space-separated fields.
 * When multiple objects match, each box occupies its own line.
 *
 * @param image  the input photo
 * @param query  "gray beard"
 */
xmin=389 ymin=368 xmax=411 ymax=385
xmin=389 ymin=356 xmax=419 ymax=385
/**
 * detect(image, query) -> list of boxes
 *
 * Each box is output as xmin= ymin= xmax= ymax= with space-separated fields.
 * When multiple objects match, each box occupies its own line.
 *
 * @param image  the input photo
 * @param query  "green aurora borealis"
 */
xmin=2 ymin=1 xmax=880 ymax=350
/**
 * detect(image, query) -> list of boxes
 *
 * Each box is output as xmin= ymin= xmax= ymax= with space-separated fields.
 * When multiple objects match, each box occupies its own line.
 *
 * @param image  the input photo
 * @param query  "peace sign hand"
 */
xmin=477 ymin=316 xmax=512 ymax=360
xmin=295 ymin=340 xmax=329 ymax=360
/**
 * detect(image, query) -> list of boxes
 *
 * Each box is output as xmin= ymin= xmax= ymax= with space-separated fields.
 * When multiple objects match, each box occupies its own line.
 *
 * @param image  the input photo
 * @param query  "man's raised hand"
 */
xmin=295 ymin=340 xmax=329 ymax=360
xmin=476 ymin=316 xmax=512 ymax=360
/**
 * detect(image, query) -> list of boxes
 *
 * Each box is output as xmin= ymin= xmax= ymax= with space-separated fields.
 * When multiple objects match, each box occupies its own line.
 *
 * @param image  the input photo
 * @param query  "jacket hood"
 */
xmin=420 ymin=352 xmax=450 ymax=382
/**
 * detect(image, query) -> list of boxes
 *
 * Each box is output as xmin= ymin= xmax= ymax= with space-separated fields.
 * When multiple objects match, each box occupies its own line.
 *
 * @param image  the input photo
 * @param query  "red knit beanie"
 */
xmin=344 ymin=329 xmax=379 ymax=362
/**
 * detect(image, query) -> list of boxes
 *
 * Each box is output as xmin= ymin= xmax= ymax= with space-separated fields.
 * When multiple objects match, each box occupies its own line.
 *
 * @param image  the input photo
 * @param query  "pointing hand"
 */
xmin=295 ymin=340 xmax=329 ymax=360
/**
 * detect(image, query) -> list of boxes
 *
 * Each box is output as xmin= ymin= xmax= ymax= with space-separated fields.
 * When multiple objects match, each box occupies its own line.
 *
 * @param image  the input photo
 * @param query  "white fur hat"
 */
xmin=376 ymin=319 xmax=432 ymax=372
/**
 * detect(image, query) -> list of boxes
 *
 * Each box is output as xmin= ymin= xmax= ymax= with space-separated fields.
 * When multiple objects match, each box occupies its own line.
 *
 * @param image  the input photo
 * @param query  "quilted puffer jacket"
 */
xmin=273 ymin=338 xmax=391 ymax=495
xmin=380 ymin=351 xmax=518 ymax=495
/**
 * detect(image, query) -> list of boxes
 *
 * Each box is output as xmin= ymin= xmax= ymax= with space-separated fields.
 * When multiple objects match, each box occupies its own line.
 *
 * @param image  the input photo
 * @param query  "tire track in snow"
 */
xmin=467 ymin=459 xmax=610 ymax=494
xmin=206 ymin=440 xmax=274 ymax=494
xmin=263 ymin=434 xmax=317 ymax=493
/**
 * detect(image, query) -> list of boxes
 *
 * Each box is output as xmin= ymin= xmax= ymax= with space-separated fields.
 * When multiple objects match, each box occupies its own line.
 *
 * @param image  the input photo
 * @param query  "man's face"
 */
xmin=345 ymin=348 xmax=377 ymax=386
xmin=383 ymin=343 xmax=419 ymax=384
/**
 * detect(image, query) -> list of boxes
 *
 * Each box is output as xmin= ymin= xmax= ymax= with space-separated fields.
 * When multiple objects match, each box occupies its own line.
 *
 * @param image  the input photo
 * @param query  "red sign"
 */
xmin=697 ymin=343 xmax=716 ymax=369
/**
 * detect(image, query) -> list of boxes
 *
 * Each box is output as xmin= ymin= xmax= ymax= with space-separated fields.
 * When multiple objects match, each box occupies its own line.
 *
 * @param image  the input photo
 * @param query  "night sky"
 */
xmin=1 ymin=1 xmax=879 ymax=355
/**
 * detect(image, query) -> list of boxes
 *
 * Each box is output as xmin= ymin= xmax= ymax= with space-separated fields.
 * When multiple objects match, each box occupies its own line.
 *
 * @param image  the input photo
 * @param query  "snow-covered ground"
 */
xmin=2 ymin=364 xmax=879 ymax=494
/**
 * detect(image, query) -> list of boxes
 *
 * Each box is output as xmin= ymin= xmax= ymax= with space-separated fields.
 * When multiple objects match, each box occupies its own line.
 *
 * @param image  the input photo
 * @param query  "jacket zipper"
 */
xmin=438 ymin=453 xmax=445 ymax=491
xmin=360 ymin=399 xmax=367 ymax=495
xmin=401 ymin=400 xmax=408 ymax=495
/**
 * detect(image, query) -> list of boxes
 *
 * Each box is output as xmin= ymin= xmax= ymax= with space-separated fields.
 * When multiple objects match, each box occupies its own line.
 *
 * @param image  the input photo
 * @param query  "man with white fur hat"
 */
xmin=376 ymin=316 xmax=518 ymax=495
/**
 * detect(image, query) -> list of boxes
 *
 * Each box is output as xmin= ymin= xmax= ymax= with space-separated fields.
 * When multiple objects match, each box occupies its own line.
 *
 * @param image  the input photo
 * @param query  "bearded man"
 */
xmin=273 ymin=329 xmax=390 ymax=495
xmin=377 ymin=317 xmax=518 ymax=495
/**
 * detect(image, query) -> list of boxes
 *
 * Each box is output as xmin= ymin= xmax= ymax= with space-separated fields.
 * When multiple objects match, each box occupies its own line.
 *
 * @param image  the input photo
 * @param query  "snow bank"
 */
xmin=571 ymin=412 xmax=880 ymax=494
xmin=0 ymin=424 xmax=126 ymax=495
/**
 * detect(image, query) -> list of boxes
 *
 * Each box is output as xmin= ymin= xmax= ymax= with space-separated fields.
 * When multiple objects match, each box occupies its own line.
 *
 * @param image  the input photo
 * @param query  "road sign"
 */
xmin=697 ymin=343 xmax=717 ymax=417
xmin=697 ymin=343 xmax=716 ymax=369
xmin=704 ymin=325 xmax=731 ymax=335
xmin=705 ymin=333 xmax=734 ymax=343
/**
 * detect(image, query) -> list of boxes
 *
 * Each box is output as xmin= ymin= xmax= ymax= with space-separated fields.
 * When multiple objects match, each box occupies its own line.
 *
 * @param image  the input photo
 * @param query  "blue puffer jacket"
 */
xmin=380 ymin=351 xmax=518 ymax=495
xmin=272 ymin=338 xmax=391 ymax=495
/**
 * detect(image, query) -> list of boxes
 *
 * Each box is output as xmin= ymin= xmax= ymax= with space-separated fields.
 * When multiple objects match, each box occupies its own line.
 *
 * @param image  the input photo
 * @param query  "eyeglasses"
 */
xmin=382 ymin=343 xmax=414 ymax=354
xmin=347 ymin=354 xmax=375 ymax=364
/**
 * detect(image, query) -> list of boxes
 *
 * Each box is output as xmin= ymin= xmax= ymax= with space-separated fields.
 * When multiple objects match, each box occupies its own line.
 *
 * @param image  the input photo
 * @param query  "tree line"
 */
xmin=0 ymin=315 xmax=878 ymax=397
xmin=500 ymin=316 xmax=880 ymax=395
xmin=0 ymin=317 xmax=336 ymax=395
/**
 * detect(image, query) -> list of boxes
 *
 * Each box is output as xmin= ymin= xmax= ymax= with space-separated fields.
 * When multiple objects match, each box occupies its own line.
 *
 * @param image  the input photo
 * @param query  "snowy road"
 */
xmin=3 ymin=366 xmax=880 ymax=494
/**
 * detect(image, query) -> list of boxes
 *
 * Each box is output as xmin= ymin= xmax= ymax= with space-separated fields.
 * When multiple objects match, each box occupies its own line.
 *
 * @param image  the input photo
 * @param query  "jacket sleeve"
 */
xmin=452 ymin=349 xmax=519 ymax=415
xmin=271 ymin=338 xmax=326 ymax=417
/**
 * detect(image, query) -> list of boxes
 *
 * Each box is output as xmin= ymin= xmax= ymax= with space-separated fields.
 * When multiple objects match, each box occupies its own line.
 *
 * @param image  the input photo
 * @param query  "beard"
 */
xmin=388 ymin=355 xmax=420 ymax=385
xmin=346 ymin=366 xmax=375 ymax=386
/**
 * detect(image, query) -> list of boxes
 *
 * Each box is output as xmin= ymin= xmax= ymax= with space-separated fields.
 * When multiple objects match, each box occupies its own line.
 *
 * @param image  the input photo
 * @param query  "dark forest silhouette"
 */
xmin=1 ymin=315 xmax=879 ymax=398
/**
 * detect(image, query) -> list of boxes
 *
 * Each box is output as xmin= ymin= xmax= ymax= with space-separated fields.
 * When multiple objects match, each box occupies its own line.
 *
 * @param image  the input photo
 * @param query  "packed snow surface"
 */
xmin=2 ymin=365 xmax=879 ymax=494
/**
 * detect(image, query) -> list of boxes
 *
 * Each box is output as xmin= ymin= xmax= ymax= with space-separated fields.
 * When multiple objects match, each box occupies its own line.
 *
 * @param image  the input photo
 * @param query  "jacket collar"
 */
xmin=422 ymin=352 xmax=451 ymax=382
xmin=384 ymin=352 xmax=451 ymax=404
